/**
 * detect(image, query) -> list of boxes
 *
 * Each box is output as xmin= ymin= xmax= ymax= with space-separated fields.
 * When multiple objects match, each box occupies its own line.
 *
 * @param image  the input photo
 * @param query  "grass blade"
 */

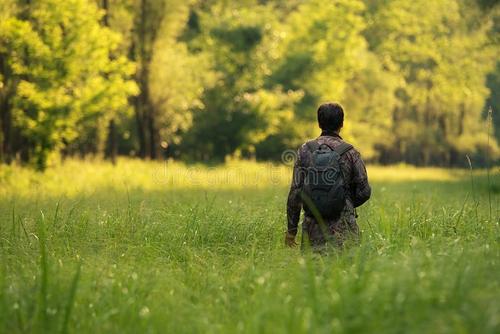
xmin=60 ymin=262 xmax=81 ymax=334
xmin=36 ymin=211 xmax=48 ymax=332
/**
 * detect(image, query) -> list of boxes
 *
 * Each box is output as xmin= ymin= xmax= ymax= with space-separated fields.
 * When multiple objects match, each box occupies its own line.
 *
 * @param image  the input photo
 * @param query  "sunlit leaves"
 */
xmin=0 ymin=0 xmax=137 ymax=169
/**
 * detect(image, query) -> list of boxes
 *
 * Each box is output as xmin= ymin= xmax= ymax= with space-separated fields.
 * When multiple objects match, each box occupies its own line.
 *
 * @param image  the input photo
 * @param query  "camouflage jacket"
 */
xmin=286 ymin=132 xmax=371 ymax=245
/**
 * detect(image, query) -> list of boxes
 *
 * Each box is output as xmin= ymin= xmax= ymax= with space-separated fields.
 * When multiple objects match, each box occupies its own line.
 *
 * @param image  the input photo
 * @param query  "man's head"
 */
xmin=317 ymin=102 xmax=344 ymax=132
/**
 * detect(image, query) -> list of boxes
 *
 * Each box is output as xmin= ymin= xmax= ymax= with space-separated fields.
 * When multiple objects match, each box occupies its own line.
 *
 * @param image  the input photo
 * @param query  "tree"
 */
xmin=262 ymin=0 xmax=371 ymax=155
xmin=147 ymin=0 xmax=210 ymax=158
xmin=0 ymin=0 xmax=136 ymax=169
xmin=2 ymin=0 xmax=499 ymax=167
xmin=181 ymin=1 xmax=300 ymax=161
xmin=366 ymin=0 xmax=499 ymax=165
xmin=270 ymin=0 xmax=367 ymax=110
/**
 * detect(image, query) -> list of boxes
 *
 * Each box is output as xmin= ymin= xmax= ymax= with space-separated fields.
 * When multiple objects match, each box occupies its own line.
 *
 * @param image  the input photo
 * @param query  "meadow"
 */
xmin=0 ymin=159 xmax=499 ymax=333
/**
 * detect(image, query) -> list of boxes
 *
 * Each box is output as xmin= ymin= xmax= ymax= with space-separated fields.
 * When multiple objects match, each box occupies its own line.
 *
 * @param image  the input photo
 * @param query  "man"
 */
xmin=285 ymin=102 xmax=371 ymax=250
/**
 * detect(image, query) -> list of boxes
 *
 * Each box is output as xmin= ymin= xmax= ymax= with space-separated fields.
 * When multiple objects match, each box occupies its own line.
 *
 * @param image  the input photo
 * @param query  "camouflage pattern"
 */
xmin=286 ymin=131 xmax=371 ymax=250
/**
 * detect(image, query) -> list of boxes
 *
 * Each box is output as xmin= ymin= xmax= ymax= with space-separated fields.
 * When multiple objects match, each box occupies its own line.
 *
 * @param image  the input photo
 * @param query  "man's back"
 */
xmin=286 ymin=130 xmax=371 ymax=249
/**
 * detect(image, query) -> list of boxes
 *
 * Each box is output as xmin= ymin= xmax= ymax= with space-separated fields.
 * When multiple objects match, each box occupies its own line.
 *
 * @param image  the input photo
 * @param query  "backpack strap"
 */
xmin=306 ymin=140 xmax=353 ymax=155
xmin=333 ymin=142 xmax=353 ymax=156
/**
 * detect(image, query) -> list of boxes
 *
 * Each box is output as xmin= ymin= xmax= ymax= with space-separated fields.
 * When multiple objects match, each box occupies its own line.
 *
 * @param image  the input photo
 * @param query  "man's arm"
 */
xmin=351 ymin=151 xmax=371 ymax=208
xmin=286 ymin=148 xmax=305 ymax=237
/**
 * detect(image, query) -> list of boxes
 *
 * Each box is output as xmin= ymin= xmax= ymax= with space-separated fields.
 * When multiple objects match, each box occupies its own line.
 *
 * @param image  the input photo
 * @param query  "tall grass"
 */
xmin=36 ymin=212 xmax=48 ymax=332
xmin=486 ymin=107 xmax=494 ymax=221
xmin=0 ymin=160 xmax=498 ymax=333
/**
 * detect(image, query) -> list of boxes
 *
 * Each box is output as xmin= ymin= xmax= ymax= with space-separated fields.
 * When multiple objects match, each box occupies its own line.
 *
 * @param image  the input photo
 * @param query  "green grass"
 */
xmin=0 ymin=160 xmax=499 ymax=333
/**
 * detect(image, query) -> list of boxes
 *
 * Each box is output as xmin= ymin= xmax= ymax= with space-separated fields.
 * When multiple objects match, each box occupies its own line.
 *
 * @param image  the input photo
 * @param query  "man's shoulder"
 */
xmin=298 ymin=139 xmax=319 ymax=152
xmin=299 ymin=137 xmax=359 ymax=152
xmin=298 ymin=137 xmax=362 ymax=165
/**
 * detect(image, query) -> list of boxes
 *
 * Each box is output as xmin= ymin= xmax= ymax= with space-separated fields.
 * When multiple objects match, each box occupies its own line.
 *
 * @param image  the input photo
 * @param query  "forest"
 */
xmin=1 ymin=0 xmax=499 ymax=170
xmin=1 ymin=2 xmax=499 ymax=333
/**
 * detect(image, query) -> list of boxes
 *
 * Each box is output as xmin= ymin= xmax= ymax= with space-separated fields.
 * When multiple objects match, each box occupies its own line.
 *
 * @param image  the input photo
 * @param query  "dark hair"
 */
xmin=317 ymin=102 xmax=344 ymax=131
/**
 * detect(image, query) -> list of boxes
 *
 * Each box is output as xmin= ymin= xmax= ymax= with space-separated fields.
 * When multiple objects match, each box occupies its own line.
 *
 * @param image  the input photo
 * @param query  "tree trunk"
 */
xmin=102 ymin=0 xmax=109 ymax=24
xmin=133 ymin=0 xmax=166 ymax=159
xmin=0 ymin=54 xmax=12 ymax=164
xmin=0 ymin=100 xmax=11 ymax=164
xmin=135 ymin=98 xmax=148 ymax=158
xmin=106 ymin=124 xmax=118 ymax=161
xmin=135 ymin=0 xmax=150 ymax=159
xmin=136 ymin=65 xmax=150 ymax=158
xmin=106 ymin=119 xmax=118 ymax=164
xmin=147 ymin=110 xmax=161 ymax=159
xmin=101 ymin=0 xmax=118 ymax=163
xmin=438 ymin=115 xmax=447 ymax=138
xmin=129 ymin=38 xmax=148 ymax=159
xmin=458 ymin=104 xmax=465 ymax=136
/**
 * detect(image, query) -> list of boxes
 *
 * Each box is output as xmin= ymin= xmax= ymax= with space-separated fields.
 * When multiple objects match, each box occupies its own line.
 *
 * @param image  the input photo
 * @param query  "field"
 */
xmin=0 ymin=160 xmax=499 ymax=333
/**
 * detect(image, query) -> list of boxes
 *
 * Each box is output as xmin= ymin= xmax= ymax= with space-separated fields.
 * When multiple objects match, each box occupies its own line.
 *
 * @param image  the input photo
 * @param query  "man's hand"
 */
xmin=285 ymin=232 xmax=298 ymax=247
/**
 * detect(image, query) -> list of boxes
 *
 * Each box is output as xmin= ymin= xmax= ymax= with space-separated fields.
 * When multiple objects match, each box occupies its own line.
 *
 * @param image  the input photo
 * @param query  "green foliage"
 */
xmin=272 ymin=0 xmax=367 ymax=107
xmin=0 ymin=0 xmax=136 ymax=169
xmin=181 ymin=1 xmax=298 ymax=160
xmin=148 ymin=1 xmax=211 ymax=146
xmin=367 ymin=0 xmax=498 ymax=164
xmin=179 ymin=0 xmax=499 ymax=164
xmin=342 ymin=53 xmax=399 ymax=160
xmin=485 ymin=62 xmax=500 ymax=142
xmin=1 ymin=0 xmax=499 ymax=166
xmin=262 ymin=0 xmax=373 ymax=155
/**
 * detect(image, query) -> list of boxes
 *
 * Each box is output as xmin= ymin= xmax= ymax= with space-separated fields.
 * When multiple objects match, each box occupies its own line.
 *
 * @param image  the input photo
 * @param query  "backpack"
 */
xmin=302 ymin=141 xmax=353 ymax=219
